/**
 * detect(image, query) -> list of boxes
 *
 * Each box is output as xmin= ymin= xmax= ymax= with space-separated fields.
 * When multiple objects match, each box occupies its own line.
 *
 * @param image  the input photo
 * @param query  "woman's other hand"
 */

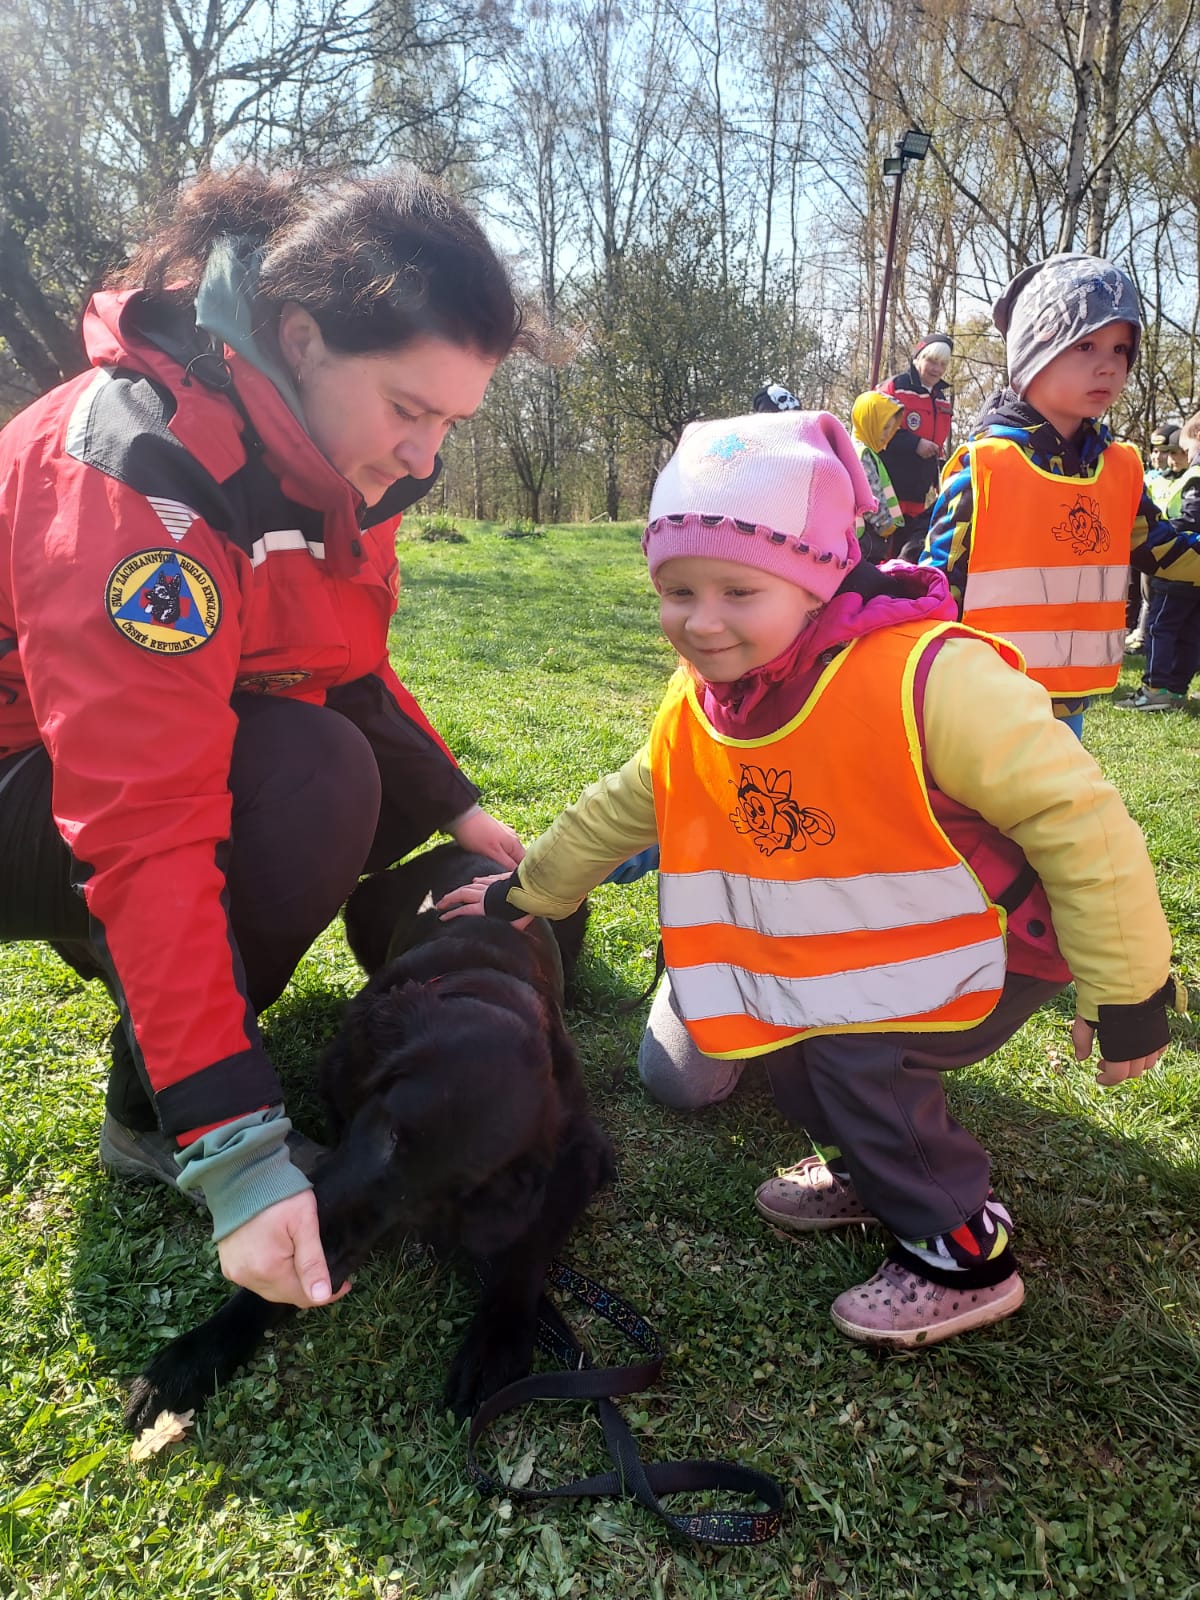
xmin=449 ymin=805 xmax=525 ymax=869
xmin=217 ymin=1190 xmax=352 ymax=1308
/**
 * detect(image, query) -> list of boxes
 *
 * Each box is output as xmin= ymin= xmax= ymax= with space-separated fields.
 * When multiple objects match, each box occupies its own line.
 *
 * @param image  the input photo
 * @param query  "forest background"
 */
xmin=2 ymin=0 xmax=1200 ymax=522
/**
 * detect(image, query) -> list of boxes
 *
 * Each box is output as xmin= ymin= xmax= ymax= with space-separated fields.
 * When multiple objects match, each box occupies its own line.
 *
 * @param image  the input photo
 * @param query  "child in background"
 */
xmin=849 ymin=391 xmax=906 ymax=561
xmin=1116 ymin=408 xmax=1200 ymax=709
xmin=442 ymin=410 xmax=1180 ymax=1349
xmin=1127 ymin=420 xmax=1186 ymax=650
xmin=921 ymin=253 xmax=1200 ymax=738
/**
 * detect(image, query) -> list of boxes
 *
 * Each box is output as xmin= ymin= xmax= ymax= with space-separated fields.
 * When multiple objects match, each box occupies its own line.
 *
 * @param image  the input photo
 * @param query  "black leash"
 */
xmin=467 ymin=1261 xmax=784 ymax=1546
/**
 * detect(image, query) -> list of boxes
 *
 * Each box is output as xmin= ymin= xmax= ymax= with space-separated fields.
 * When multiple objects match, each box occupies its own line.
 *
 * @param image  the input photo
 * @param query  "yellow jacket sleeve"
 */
xmin=505 ymin=746 xmax=659 ymax=919
xmin=922 ymin=637 xmax=1172 ymax=1018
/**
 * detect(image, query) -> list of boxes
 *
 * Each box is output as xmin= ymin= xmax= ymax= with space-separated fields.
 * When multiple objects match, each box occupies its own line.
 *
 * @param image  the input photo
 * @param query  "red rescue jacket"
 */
xmin=0 ymin=291 xmax=476 ymax=1136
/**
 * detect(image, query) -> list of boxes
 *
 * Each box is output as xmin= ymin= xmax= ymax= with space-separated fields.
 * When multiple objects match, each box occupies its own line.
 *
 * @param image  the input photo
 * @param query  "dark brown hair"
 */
xmin=114 ymin=166 xmax=525 ymax=362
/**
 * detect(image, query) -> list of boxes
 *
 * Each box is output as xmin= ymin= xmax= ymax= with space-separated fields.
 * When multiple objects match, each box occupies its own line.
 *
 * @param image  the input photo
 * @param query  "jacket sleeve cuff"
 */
xmin=176 ymin=1107 xmax=311 ymax=1242
xmin=1094 ymin=976 xmax=1186 ymax=1061
xmin=483 ymin=871 xmax=530 ymax=921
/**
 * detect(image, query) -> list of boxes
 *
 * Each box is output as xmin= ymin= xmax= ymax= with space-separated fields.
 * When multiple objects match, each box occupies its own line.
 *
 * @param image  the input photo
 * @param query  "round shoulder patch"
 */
xmin=106 ymin=549 xmax=221 ymax=655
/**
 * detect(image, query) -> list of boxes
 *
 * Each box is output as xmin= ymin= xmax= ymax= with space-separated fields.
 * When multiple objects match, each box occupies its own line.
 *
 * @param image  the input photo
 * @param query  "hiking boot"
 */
xmin=99 ymin=1113 xmax=205 ymax=1207
xmin=754 ymin=1155 xmax=876 ymax=1232
xmin=100 ymin=1115 xmax=327 ymax=1201
xmin=829 ymin=1256 xmax=1025 ymax=1348
xmin=1113 ymin=685 xmax=1184 ymax=711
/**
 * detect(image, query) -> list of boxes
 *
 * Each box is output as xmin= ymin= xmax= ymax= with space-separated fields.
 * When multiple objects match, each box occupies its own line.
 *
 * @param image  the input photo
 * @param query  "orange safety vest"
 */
xmin=961 ymin=436 xmax=1143 ymax=697
xmin=648 ymin=618 xmax=1019 ymax=1059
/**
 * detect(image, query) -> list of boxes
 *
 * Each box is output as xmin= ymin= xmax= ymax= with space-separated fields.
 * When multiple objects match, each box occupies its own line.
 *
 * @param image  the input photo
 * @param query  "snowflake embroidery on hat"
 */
xmin=1052 ymin=494 xmax=1110 ymax=555
xmin=729 ymin=765 xmax=835 ymax=856
xmin=706 ymin=432 xmax=750 ymax=462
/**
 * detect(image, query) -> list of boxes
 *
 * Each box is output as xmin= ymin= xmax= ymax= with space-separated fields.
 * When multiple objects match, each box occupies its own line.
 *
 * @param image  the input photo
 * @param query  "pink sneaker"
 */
xmin=754 ymin=1155 xmax=876 ymax=1232
xmin=830 ymin=1257 xmax=1025 ymax=1347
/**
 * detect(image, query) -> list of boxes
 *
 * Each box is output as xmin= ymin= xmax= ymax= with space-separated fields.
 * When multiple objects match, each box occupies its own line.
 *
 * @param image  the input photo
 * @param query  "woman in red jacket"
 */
xmin=877 ymin=332 xmax=954 ymax=556
xmin=0 ymin=166 xmax=525 ymax=1311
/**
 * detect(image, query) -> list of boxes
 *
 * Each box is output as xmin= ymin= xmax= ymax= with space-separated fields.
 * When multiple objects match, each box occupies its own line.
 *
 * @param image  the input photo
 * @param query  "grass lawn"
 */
xmin=2 ymin=519 xmax=1198 ymax=1599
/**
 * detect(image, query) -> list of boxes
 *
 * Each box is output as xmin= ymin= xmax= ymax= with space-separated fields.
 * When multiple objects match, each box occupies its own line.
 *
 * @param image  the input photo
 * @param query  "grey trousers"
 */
xmin=638 ymin=971 xmax=1064 ymax=1239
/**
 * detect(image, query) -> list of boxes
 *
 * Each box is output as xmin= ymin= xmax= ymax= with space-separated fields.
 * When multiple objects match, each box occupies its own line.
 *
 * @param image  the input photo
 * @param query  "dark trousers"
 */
xmin=0 ymin=696 xmax=421 ymax=1127
xmin=1143 ymin=578 xmax=1200 ymax=694
xmin=763 ymin=974 xmax=1065 ymax=1238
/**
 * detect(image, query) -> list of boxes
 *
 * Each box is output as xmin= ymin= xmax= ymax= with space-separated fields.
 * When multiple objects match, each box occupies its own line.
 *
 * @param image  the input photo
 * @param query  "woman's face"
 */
xmin=279 ymin=307 xmax=498 ymax=505
xmin=913 ymin=348 xmax=949 ymax=386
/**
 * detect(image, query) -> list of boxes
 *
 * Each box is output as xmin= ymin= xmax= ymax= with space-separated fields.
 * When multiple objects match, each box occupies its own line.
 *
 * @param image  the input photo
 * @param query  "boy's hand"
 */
xmin=1071 ymin=1015 xmax=1167 ymax=1085
xmin=437 ymin=873 xmax=533 ymax=929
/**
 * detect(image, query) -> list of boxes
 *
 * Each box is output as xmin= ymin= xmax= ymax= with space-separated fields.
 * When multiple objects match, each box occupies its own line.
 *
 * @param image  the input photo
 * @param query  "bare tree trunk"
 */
xmin=1057 ymin=0 xmax=1102 ymax=253
xmin=1084 ymin=0 xmax=1123 ymax=253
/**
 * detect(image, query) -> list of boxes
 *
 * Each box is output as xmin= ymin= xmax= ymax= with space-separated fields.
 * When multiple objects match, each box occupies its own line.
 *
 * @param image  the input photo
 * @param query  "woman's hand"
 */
xmin=1071 ymin=1015 xmax=1167 ymax=1086
xmin=217 ymin=1190 xmax=352 ymax=1308
xmin=449 ymin=805 xmax=526 ymax=870
xmin=437 ymin=872 xmax=533 ymax=929
xmin=915 ymin=437 xmax=940 ymax=458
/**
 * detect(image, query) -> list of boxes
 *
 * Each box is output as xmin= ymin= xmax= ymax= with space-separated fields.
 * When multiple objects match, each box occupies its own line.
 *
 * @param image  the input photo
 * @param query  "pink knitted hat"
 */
xmin=643 ymin=412 xmax=876 ymax=601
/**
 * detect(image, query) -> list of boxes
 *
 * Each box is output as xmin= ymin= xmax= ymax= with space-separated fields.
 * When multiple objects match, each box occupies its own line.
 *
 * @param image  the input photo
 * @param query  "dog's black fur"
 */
xmin=124 ymin=845 xmax=612 ymax=1434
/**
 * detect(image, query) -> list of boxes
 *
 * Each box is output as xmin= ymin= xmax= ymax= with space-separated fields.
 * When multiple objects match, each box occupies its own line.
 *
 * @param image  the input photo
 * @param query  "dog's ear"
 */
xmin=459 ymin=1156 xmax=552 ymax=1258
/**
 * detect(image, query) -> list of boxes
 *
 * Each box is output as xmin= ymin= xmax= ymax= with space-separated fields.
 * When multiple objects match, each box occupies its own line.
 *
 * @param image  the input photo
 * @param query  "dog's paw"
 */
xmin=444 ymin=1315 xmax=536 ymax=1419
xmin=123 ymin=1330 xmax=226 ymax=1435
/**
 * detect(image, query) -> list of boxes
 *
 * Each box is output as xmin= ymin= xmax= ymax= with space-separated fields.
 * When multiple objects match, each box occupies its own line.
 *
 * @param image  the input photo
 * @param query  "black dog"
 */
xmin=125 ymin=845 xmax=612 ymax=1433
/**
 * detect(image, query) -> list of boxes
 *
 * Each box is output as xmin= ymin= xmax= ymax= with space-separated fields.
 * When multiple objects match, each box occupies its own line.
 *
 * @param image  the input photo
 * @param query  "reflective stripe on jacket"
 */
xmin=961 ymin=436 xmax=1143 ymax=696
xmin=647 ymin=618 xmax=1018 ymax=1058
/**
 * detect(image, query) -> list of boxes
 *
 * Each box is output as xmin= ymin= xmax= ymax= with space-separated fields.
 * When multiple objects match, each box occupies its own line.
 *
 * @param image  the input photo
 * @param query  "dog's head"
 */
xmin=315 ymin=959 xmax=567 ymax=1262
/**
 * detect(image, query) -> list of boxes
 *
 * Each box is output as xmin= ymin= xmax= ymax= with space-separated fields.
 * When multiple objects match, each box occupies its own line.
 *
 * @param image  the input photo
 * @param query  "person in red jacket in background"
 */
xmin=877 ymin=333 xmax=954 ymax=557
xmin=0 ymin=166 xmax=526 ymax=1311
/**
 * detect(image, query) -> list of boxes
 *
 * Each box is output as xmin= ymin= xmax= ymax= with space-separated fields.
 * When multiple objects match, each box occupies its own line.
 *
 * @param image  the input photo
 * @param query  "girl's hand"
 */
xmin=217 ymin=1190 xmax=352 ymax=1308
xmin=1071 ymin=1015 xmax=1167 ymax=1086
xmin=449 ymin=805 xmax=525 ymax=870
xmin=438 ymin=873 xmax=533 ymax=929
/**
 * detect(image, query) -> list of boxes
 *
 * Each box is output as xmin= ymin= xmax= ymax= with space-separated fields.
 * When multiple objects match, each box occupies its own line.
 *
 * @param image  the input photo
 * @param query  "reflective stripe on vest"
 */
xmin=670 ymin=936 xmax=1005 ymax=1032
xmin=962 ymin=437 xmax=1143 ymax=696
xmin=648 ymin=619 xmax=1014 ymax=1058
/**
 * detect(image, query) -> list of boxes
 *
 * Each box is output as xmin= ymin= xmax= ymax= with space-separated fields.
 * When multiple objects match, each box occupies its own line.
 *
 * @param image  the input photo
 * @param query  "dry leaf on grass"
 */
xmin=130 ymin=1408 xmax=195 ymax=1461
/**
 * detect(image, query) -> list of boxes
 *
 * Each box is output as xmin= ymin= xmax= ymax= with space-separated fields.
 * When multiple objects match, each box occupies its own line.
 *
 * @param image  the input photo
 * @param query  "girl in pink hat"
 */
xmin=441 ymin=409 xmax=1180 ymax=1349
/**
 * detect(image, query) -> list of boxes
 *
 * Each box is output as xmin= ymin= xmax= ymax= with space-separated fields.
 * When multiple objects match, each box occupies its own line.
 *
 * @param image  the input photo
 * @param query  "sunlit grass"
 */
xmin=1 ymin=524 xmax=1197 ymax=1598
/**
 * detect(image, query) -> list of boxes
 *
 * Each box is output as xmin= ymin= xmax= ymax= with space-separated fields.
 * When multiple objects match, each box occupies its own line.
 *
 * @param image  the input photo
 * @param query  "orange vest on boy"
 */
xmin=648 ymin=619 xmax=1018 ymax=1059
xmin=960 ymin=436 xmax=1143 ymax=696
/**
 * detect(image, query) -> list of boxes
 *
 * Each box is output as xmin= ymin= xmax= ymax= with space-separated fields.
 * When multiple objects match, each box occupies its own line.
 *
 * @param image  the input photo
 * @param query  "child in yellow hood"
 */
xmin=850 ymin=391 xmax=905 ymax=560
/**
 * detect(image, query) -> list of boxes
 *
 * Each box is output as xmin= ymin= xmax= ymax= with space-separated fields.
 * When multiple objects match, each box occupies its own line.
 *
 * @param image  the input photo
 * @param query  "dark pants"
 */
xmin=1143 ymin=578 xmax=1200 ymax=694
xmin=764 ymin=974 xmax=1064 ymax=1238
xmin=0 ymin=696 xmax=421 ymax=1127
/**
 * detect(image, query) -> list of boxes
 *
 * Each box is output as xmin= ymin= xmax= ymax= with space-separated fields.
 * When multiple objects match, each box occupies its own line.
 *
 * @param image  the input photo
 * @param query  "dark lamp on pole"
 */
xmin=869 ymin=128 xmax=933 ymax=387
xmin=900 ymin=129 xmax=933 ymax=161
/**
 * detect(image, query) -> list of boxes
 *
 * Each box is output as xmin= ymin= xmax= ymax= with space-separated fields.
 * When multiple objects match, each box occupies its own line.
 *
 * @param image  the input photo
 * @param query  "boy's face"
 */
xmin=655 ymin=556 xmax=821 ymax=682
xmin=1022 ymin=320 xmax=1136 ymax=438
xmin=1165 ymin=445 xmax=1188 ymax=472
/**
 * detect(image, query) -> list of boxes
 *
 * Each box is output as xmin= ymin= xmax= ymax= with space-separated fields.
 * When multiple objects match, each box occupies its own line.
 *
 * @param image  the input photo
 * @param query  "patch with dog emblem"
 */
xmin=106 ymin=550 xmax=221 ymax=654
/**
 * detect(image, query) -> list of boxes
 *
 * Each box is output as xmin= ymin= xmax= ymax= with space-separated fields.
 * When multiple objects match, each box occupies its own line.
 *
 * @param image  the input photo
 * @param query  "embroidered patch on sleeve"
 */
xmin=106 ymin=550 xmax=222 ymax=654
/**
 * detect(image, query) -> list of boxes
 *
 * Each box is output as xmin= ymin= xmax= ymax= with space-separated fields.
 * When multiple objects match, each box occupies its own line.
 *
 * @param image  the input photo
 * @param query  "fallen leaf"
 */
xmin=130 ymin=1409 xmax=195 ymax=1461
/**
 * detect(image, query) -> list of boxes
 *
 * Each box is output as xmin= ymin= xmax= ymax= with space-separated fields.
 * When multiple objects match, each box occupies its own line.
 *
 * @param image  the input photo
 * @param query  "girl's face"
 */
xmin=656 ymin=556 xmax=821 ymax=682
xmin=278 ymin=306 xmax=497 ymax=505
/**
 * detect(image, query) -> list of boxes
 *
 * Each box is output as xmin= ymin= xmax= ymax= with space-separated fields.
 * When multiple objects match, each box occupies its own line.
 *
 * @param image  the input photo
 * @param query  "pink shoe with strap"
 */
xmin=830 ymin=1255 xmax=1025 ymax=1347
xmin=754 ymin=1155 xmax=877 ymax=1233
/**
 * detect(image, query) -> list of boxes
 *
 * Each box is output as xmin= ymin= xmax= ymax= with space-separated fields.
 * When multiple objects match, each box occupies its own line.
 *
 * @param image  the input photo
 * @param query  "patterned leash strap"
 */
xmin=466 ymin=1260 xmax=784 ymax=1547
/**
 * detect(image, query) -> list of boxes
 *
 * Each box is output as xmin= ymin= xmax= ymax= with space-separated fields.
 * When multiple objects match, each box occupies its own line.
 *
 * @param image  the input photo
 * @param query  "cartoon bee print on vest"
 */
xmin=1052 ymin=493 xmax=1110 ymax=555
xmin=730 ymin=765 xmax=835 ymax=856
